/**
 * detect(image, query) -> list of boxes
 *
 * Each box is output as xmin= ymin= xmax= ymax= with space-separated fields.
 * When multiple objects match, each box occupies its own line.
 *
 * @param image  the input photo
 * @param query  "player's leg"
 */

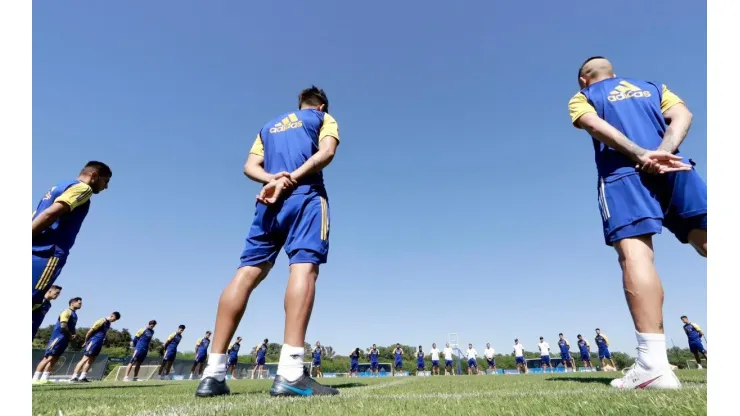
xmin=32 ymin=357 xmax=50 ymax=381
xmin=70 ymin=356 xmax=87 ymax=381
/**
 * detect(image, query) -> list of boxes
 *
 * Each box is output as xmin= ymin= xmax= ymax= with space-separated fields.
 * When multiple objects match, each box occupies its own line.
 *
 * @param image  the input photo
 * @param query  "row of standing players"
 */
xmin=32 ymin=287 xmax=707 ymax=383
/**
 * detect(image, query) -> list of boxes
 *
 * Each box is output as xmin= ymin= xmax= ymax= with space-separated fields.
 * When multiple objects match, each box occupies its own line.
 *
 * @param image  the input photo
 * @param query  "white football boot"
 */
xmin=611 ymin=363 xmax=681 ymax=390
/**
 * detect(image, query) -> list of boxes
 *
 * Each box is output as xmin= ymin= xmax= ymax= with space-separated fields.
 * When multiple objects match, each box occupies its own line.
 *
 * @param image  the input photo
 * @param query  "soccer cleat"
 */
xmin=611 ymin=364 xmax=681 ymax=390
xmin=79 ymin=378 xmax=91 ymax=383
xmin=270 ymin=368 xmax=339 ymax=397
xmin=195 ymin=377 xmax=230 ymax=398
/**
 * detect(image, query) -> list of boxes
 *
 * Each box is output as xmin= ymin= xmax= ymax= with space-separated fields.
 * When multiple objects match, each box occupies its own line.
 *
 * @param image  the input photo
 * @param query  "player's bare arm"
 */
xmin=291 ymin=136 xmax=339 ymax=182
xmin=658 ymin=103 xmax=693 ymax=154
xmin=32 ymin=202 xmax=70 ymax=236
xmin=244 ymin=154 xmax=293 ymax=185
xmin=576 ymin=113 xmax=692 ymax=173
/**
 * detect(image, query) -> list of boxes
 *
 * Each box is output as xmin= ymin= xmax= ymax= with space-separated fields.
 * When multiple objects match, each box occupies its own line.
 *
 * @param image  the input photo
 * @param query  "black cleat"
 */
xmin=79 ymin=378 xmax=91 ymax=383
xmin=270 ymin=368 xmax=339 ymax=397
xmin=195 ymin=376 xmax=231 ymax=398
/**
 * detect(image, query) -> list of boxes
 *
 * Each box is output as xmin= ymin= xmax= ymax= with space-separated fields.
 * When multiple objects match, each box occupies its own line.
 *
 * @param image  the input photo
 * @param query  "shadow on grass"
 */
xmin=546 ymin=377 xmax=614 ymax=386
xmin=37 ymin=384 xmax=166 ymax=392
xmin=331 ymin=383 xmax=367 ymax=389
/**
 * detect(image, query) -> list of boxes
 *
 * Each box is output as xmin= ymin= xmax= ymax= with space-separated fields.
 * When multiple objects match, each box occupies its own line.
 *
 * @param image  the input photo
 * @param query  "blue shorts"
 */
xmin=689 ymin=341 xmax=706 ymax=355
xmin=240 ymin=188 xmax=330 ymax=267
xmin=32 ymin=255 xmax=66 ymax=307
xmin=561 ymin=352 xmax=572 ymax=361
xmin=350 ymin=361 xmax=359 ymax=372
xmin=45 ymin=335 xmax=69 ymax=357
xmin=394 ymin=360 xmax=403 ymax=369
xmin=580 ymin=353 xmax=591 ymax=362
xmin=432 ymin=360 xmax=440 ymax=368
xmin=515 ymin=356 xmax=525 ymax=365
xmin=598 ymin=169 xmax=707 ymax=245
xmin=83 ymin=340 xmax=104 ymax=357
xmin=130 ymin=349 xmax=148 ymax=364
xmin=445 ymin=360 xmax=453 ymax=367
xmin=417 ymin=361 xmax=425 ymax=370
xmin=313 ymin=360 xmax=321 ymax=367
xmin=163 ymin=350 xmax=177 ymax=362
xmin=370 ymin=361 xmax=379 ymax=370
xmin=257 ymin=357 xmax=266 ymax=366
xmin=467 ymin=359 xmax=477 ymax=368
xmin=541 ymin=355 xmax=551 ymax=365
xmin=227 ymin=356 xmax=238 ymax=366
xmin=195 ymin=352 xmax=207 ymax=363
xmin=599 ymin=349 xmax=611 ymax=360
xmin=487 ymin=358 xmax=496 ymax=367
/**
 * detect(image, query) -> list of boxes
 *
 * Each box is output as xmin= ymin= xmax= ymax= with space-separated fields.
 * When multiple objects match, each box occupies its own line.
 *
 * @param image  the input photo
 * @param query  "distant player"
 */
xmin=392 ymin=343 xmax=404 ymax=377
xmin=681 ymin=316 xmax=707 ymax=368
xmin=70 ymin=311 xmax=120 ymax=382
xmin=32 ymin=297 xmax=82 ymax=383
xmin=158 ymin=325 xmax=186 ymax=380
xmin=484 ymin=343 xmax=497 ymax=374
xmin=569 ymin=57 xmax=701 ymax=389
xmin=513 ymin=339 xmax=527 ymax=374
xmin=558 ymin=333 xmax=576 ymax=372
xmin=349 ymin=348 xmax=361 ymax=377
xmin=466 ymin=344 xmax=478 ymax=375
xmin=190 ymin=331 xmax=212 ymax=379
xmin=226 ymin=337 xmax=242 ymax=379
xmin=32 ymin=285 xmax=62 ymax=339
xmin=251 ymin=338 xmax=269 ymax=380
xmin=32 ymin=162 xmax=111 ymax=332
xmin=594 ymin=329 xmax=616 ymax=370
xmin=368 ymin=344 xmax=380 ymax=377
xmin=416 ymin=346 xmax=426 ymax=376
xmin=538 ymin=337 xmax=553 ymax=373
xmin=443 ymin=343 xmax=454 ymax=376
xmin=429 ymin=343 xmax=441 ymax=376
xmin=312 ymin=341 xmax=323 ymax=378
xmin=577 ymin=334 xmax=593 ymax=370
xmin=124 ymin=320 xmax=157 ymax=382
xmin=195 ymin=87 xmax=341 ymax=398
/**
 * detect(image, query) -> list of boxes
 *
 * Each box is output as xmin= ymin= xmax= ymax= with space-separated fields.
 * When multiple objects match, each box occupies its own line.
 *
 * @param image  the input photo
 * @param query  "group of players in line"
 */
xmin=31 ymin=284 xmax=708 ymax=383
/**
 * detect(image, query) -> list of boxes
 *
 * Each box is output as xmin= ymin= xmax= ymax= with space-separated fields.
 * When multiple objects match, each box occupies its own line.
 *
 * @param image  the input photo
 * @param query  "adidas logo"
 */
xmin=269 ymin=113 xmax=303 ymax=133
xmin=608 ymin=81 xmax=652 ymax=102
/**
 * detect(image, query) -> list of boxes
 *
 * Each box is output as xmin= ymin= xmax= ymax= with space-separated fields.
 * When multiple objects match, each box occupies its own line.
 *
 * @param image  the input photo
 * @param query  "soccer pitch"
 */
xmin=33 ymin=371 xmax=706 ymax=416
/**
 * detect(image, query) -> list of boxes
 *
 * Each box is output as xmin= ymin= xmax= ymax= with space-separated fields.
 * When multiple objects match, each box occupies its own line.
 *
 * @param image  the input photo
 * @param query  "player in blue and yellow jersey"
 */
xmin=158 ymin=325 xmax=186 ymax=380
xmin=311 ymin=341 xmax=324 ymax=378
xmin=32 ymin=161 xmax=111 ymax=331
xmin=349 ymin=348 xmax=361 ymax=378
xmin=69 ymin=311 xmax=120 ymax=382
xmin=124 ymin=320 xmax=157 ymax=381
xmin=196 ymin=86 xmax=341 ymax=398
xmin=32 ymin=297 xmax=82 ymax=383
xmin=368 ymin=344 xmax=380 ymax=377
xmin=681 ymin=316 xmax=707 ymax=368
xmin=576 ymin=335 xmax=593 ymax=370
xmin=568 ymin=57 xmax=702 ymax=389
xmin=251 ymin=338 xmax=269 ymax=380
xmin=189 ymin=331 xmax=212 ymax=380
xmin=594 ymin=329 xmax=616 ymax=370
xmin=416 ymin=346 xmax=426 ymax=376
xmin=392 ymin=344 xmax=404 ymax=377
xmin=558 ymin=333 xmax=576 ymax=372
xmin=226 ymin=336 xmax=242 ymax=379
xmin=32 ymin=285 xmax=62 ymax=339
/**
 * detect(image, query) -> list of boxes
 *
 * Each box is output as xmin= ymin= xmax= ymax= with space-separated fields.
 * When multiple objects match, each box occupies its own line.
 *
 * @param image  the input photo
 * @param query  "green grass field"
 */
xmin=32 ymin=370 xmax=707 ymax=416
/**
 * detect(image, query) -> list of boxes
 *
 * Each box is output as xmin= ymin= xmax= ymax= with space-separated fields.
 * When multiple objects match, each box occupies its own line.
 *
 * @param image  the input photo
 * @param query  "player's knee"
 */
xmin=614 ymin=236 xmax=654 ymax=270
xmin=688 ymin=229 xmax=707 ymax=257
xmin=234 ymin=264 xmax=271 ymax=291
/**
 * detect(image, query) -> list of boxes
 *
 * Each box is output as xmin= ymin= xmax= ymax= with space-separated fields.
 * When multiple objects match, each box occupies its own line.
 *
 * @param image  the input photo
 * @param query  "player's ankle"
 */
xmin=635 ymin=331 xmax=670 ymax=370
xmin=276 ymin=344 xmax=305 ymax=382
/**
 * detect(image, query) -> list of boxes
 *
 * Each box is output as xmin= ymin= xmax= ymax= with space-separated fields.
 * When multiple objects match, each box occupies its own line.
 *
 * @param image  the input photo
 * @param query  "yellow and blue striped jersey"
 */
xmin=133 ymin=328 xmax=154 ymax=351
xmin=250 ymin=109 xmax=339 ymax=193
xmin=88 ymin=318 xmax=111 ymax=342
xmin=51 ymin=308 xmax=78 ymax=339
xmin=33 ymin=180 xmax=94 ymax=258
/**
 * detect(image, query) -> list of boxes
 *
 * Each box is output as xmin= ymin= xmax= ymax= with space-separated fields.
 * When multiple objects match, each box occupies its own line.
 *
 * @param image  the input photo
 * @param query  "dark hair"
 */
xmin=206 ymin=331 xmax=212 ymax=335
xmin=112 ymin=311 xmax=121 ymax=320
xmin=539 ymin=336 xmax=543 ymax=339
xmin=578 ymin=56 xmax=606 ymax=78
xmin=577 ymin=334 xmax=582 ymax=337
xmin=298 ymin=86 xmax=329 ymax=113
xmin=264 ymin=338 xmax=269 ymax=344
xmin=419 ymin=345 xmax=422 ymax=349
xmin=680 ymin=315 xmax=688 ymax=320
xmin=83 ymin=161 xmax=112 ymax=178
xmin=558 ymin=333 xmax=563 ymax=336
xmin=595 ymin=328 xmax=600 ymax=331
xmin=149 ymin=320 xmax=157 ymax=326
xmin=178 ymin=325 xmax=186 ymax=330
xmin=69 ymin=297 xmax=82 ymax=305
xmin=50 ymin=285 xmax=62 ymax=291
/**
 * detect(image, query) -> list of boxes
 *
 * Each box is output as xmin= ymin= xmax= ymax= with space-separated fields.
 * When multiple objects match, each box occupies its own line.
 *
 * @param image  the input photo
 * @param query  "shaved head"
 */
xmin=578 ymin=56 xmax=615 ymax=88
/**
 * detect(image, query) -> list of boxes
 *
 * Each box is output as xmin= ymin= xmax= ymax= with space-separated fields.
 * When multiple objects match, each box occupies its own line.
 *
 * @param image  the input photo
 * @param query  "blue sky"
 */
xmin=33 ymin=1 xmax=707 ymax=356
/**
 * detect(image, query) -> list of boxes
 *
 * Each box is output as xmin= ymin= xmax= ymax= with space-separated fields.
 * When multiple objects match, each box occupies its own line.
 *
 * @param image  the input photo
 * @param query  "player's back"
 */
xmin=684 ymin=323 xmax=702 ymax=341
xmin=254 ymin=109 xmax=338 ymax=192
xmin=88 ymin=318 xmax=111 ymax=342
xmin=32 ymin=180 xmax=92 ymax=258
xmin=577 ymin=77 xmax=676 ymax=178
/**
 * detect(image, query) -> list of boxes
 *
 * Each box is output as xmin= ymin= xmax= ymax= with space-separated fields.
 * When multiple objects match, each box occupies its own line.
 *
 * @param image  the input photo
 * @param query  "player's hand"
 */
xmin=636 ymin=151 xmax=692 ymax=174
xmin=268 ymin=171 xmax=296 ymax=185
xmin=257 ymin=177 xmax=295 ymax=205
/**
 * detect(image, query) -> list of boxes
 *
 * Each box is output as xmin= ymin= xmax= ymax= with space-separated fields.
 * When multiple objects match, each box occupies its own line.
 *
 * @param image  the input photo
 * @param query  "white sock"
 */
xmin=635 ymin=331 xmax=669 ymax=370
xmin=277 ymin=344 xmax=305 ymax=382
xmin=33 ymin=372 xmax=41 ymax=381
xmin=41 ymin=372 xmax=50 ymax=381
xmin=80 ymin=372 xmax=87 ymax=379
xmin=202 ymin=354 xmax=227 ymax=381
